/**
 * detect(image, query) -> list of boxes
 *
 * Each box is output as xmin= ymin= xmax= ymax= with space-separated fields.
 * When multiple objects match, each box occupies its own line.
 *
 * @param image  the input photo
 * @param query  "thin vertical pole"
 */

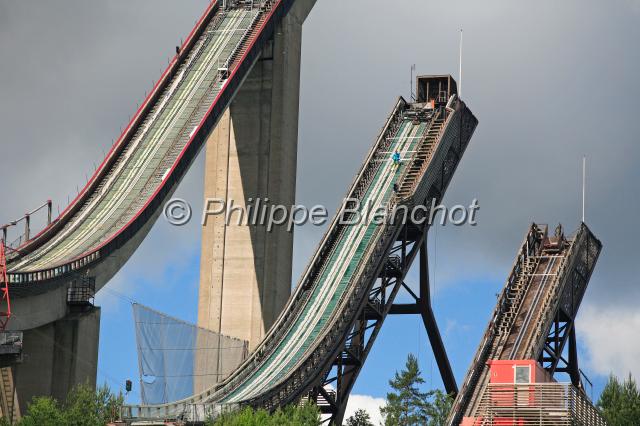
xmin=410 ymin=64 xmax=416 ymax=101
xmin=24 ymin=215 xmax=30 ymax=242
xmin=569 ymin=326 xmax=580 ymax=387
xmin=582 ymin=156 xmax=586 ymax=223
xmin=419 ymin=238 xmax=457 ymax=395
xmin=459 ymin=29 xmax=463 ymax=97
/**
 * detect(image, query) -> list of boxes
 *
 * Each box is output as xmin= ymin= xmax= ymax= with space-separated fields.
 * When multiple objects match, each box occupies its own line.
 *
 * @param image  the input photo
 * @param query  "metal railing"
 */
xmin=448 ymin=224 xmax=546 ymax=424
xmin=123 ymin=96 xmax=474 ymax=420
xmin=473 ymin=383 xmax=607 ymax=425
xmin=5 ymin=1 xmax=268 ymax=286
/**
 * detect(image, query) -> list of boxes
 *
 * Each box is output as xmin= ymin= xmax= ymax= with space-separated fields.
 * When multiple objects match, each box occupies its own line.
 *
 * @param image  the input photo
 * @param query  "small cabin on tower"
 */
xmin=416 ymin=75 xmax=458 ymax=106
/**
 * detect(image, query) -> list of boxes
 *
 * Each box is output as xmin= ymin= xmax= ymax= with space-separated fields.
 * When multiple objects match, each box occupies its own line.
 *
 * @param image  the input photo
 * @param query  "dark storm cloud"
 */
xmin=0 ymin=0 xmax=638 ymax=318
xmin=295 ymin=0 xmax=640 ymax=309
xmin=0 ymin=0 xmax=209 ymax=231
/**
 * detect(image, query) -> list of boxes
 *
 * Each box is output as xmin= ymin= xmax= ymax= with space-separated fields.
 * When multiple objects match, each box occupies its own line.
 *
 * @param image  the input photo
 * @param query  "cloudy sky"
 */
xmin=1 ymin=0 xmax=639 ymax=421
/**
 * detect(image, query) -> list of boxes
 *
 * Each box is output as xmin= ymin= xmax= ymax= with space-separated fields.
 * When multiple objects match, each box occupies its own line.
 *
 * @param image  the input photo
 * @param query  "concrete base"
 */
xmin=196 ymin=0 xmax=315 ymax=392
xmin=12 ymin=307 xmax=100 ymax=413
xmin=198 ymin=1 xmax=314 ymax=348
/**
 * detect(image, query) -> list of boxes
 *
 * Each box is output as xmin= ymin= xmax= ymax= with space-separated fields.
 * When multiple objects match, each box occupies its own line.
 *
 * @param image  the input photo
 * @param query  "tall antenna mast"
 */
xmin=582 ymin=156 xmax=586 ymax=223
xmin=459 ymin=29 xmax=463 ymax=97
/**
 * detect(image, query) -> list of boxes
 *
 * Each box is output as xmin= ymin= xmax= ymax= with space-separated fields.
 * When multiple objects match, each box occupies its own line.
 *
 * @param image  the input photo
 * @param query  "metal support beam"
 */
xmin=539 ymin=310 xmax=582 ymax=390
xmin=389 ymin=304 xmax=420 ymax=315
xmin=315 ymin=232 xmax=458 ymax=425
xmin=418 ymin=238 xmax=458 ymax=397
xmin=392 ymin=239 xmax=458 ymax=396
xmin=421 ymin=307 xmax=457 ymax=395
xmin=304 ymin=98 xmax=477 ymax=424
xmin=568 ymin=326 xmax=580 ymax=388
xmin=311 ymin=227 xmax=424 ymax=425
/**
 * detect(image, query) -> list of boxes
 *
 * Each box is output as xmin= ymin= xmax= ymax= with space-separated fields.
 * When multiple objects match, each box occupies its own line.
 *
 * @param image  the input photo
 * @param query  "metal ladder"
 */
xmin=497 ymin=258 xmax=536 ymax=337
xmin=397 ymin=114 xmax=445 ymax=199
xmin=0 ymin=367 xmax=18 ymax=423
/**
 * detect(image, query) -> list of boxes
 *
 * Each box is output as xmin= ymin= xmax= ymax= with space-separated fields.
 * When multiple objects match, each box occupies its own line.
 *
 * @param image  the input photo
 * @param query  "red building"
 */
xmin=461 ymin=360 xmax=605 ymax=426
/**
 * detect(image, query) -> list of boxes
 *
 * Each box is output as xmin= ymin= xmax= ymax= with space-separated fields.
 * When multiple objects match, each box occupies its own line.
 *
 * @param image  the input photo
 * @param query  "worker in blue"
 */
xmin=392 ymin=150 xmax=401 ymax=166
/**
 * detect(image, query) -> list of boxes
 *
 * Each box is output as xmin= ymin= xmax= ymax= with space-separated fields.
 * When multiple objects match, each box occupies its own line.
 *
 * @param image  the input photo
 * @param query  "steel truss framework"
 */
xmin=448 ymin=222 xmax=602 ymax=425
xmin=539 ymin=309 xmax=581 ymax=386
xmin=215 ymin=95 xmax=476 ymax=421
xmin=0 ymin=242 xmax=10 ymax=330
xmin=307 ymin=132 xmax=472 ymax=424
xmin=311 ymin=231 xmax=457 ymax=424
xmin=538 ymin=230 xmax=600 ymax=390
xmin=119 ymin=88 xmax=475 ymax=422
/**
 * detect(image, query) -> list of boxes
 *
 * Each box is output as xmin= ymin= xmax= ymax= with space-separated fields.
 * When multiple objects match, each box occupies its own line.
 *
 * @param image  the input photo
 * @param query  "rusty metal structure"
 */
xmin=0 ymin=0 xmax=609 ymax=424
xmin=473 ymin=383 xmax=606 ymax=425
xmin=449 ymin=223 xmax=603 ymax=425
xmin=0 ymin=242 xmax=10 ymax=332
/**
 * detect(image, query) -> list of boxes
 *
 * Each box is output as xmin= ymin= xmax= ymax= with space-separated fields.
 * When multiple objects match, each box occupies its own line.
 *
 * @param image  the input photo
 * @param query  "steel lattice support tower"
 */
xmin=0 ymin=241 xmax=11 ymax=331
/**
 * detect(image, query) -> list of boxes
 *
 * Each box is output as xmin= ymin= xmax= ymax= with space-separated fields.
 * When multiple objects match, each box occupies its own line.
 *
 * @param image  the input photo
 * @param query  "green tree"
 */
xmin=270 ymin=403 xmax=320 ymax=426
xmin=423 ymin=389 xmax=452 ymax=426
xmin=19 ymin=397 xmax=65 ymax=426
xmin=210 ymin=402 xmax=320 ymax=426
xmin=345 ymin=408 xmax=374 ymax=426
xmin=597 ymin=373 xmax=640 ymax=425
xmin=212 ymin=406 xmax=272 ymax=426
xmin=18 ymin=383 xmax=123 ymax=426
xmin=381 ymin=354 xmax=452 ymax=426
xmin=381 ymin=353 xmax=429 ymax=425
xmin=61 ymin=383 xmax=124 ymax=425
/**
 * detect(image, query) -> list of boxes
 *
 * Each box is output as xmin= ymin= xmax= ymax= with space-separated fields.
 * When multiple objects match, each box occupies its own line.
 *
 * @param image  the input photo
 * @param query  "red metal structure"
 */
xmin=0 ymin=241 xmax=11 ymax=331
xmin=461 ymin=359 xmax=605 ymax=425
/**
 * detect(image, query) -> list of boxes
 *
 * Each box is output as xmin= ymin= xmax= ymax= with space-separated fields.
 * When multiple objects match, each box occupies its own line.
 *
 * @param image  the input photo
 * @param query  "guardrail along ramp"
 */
xmin=125 ymin=76 xmax=478 ymax=422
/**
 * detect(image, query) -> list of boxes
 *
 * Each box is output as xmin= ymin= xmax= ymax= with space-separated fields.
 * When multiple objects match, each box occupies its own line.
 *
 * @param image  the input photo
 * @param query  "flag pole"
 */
xmin=582 ymin=156 xmax=586 ymax=223
xmin=459 ymin=29 xmax=463 ymax=97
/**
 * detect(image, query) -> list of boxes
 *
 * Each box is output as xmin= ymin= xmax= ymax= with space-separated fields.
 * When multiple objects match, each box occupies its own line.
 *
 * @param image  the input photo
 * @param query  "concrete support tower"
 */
xmin=198 ymin=0 xmax=316 ymax=353
xmin=12 ymin=308 xmax=100 ymax=414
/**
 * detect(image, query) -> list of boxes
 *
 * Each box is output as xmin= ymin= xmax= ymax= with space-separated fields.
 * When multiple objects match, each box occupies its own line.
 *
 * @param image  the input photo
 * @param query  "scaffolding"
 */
xmin=133 ymin=304 xmax=248 ymax=405
xmin=473 ymin=383 xmax=606 ymax=425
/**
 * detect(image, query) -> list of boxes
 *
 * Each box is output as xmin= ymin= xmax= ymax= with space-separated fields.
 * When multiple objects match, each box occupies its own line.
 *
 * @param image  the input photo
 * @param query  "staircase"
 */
xmin=397 ymin=112 xmax=445 ymax=199
xmin=495 ymin=257 xmax=537 ymax=343
xmin=0 ymin=367 xmax=19 ymax=423
xmin=448 ymin=225 xmax=546 ymax=425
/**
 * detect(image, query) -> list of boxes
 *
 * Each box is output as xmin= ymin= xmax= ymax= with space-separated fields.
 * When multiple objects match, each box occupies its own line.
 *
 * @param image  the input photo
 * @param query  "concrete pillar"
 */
xmin=12 ymin=308 xmax=100 ymax=413
xmin=198 ymin=1 xmax=314 ymax=351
